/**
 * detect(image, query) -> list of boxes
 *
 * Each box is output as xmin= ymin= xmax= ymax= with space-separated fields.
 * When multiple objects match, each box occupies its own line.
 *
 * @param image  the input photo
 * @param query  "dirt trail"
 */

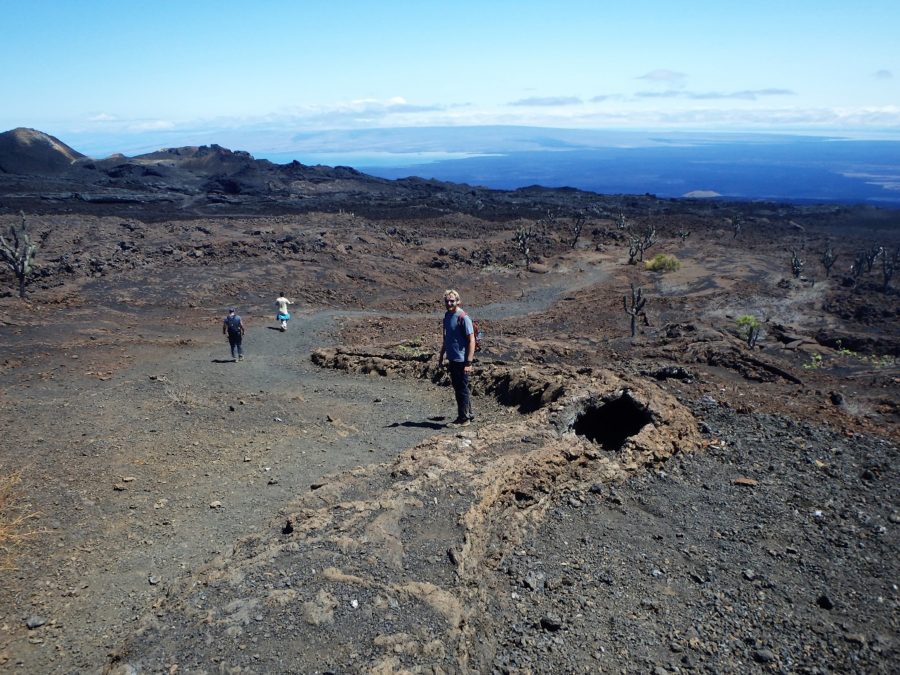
xmin=0 ymin=302 xmax=504 ymax=672
xmin=1 ymin=273 xmax=586 ymax=672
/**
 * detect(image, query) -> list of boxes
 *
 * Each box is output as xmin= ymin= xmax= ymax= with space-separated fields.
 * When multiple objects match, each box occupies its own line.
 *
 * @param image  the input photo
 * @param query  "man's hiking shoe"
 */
xmin=238 ymin=355 xmax=244 ymax=361
xmin=450 ymin=418 xmax=470 ymax=427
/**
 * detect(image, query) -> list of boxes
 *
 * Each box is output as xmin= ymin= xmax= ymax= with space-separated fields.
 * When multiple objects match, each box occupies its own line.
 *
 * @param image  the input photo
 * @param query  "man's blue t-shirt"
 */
xmin=443 ymin=309 xmax=473 ymax=362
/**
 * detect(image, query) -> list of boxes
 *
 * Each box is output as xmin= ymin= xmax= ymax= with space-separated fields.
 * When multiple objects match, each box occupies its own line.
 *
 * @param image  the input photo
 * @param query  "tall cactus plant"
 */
xmin=0 ymin=213 xmax=38 ymax=298
xmin=623 ymin=283 xmax=647 ymax=337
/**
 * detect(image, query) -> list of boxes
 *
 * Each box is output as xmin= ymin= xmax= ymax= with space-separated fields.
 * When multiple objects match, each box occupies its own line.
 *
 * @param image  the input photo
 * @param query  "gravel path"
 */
xmin=0 ymin=306 xmax=505 ymax=672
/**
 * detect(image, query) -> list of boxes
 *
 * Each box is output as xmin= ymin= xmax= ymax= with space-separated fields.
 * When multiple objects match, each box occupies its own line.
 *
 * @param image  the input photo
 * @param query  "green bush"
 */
xmin=736 ymin=314 xmax=762 ymax=347
xmin=645 ymin=253 xmax=681 ymax=272
xmin=736 ymin=315 xmax=761 ymax=331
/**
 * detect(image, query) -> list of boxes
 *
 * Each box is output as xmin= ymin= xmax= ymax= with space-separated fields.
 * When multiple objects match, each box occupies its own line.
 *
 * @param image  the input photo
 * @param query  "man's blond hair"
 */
xmin=443 ymin=289 xmax=461 ymax=303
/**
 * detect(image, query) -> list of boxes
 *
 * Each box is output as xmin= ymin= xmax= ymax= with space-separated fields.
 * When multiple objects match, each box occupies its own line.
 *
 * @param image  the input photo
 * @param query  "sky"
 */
xmin=2 ymin=0 xmax=899 ymax=156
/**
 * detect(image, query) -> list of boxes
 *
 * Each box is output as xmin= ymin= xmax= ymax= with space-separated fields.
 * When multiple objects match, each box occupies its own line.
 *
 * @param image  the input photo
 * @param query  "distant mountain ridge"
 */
xmin=0 ymin=127 xmax=606 ymax=220
xmin=2 ymin=127 xmax=898 ymax=215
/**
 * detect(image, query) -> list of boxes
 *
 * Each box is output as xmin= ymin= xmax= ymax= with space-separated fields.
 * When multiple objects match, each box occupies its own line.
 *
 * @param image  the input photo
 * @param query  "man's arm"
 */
xmin=464 ymin=332 xmax=475 ymax=369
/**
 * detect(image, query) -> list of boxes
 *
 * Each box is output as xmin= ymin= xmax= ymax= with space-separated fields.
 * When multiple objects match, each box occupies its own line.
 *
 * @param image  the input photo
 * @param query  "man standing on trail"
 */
xmin=438 ymin=289 xmax=475 ymax=427
xmin=275 ymin=292 xmax=293 ymax=332
xmin=223 ymin=308 xmax=245 ymax=361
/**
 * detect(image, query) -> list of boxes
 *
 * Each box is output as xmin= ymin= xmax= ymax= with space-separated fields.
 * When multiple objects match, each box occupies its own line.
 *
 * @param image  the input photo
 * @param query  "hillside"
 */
xmin=0 ymin=130 xmax=897 ymax=673
xmin=0 ymin=127 xmax=85 ymax=174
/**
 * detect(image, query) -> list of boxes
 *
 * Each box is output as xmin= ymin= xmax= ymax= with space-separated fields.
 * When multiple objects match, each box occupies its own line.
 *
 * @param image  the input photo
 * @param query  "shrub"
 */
xmin=0 ymin=470 xmax=38 ymax=569
xmin=736 ymin=315 xmax=761 ymax=331
xmin=802 ymin=353 xmax=824 ymax=370
xmin=645 ymin=253 xmax=680 ymax=272
xmin=736 ymin=315 xmax=762 ymax=348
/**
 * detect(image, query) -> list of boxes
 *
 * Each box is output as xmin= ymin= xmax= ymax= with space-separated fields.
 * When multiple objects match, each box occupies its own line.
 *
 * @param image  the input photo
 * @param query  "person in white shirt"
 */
xmin=275 ymin=293 xmax=293 ymax=331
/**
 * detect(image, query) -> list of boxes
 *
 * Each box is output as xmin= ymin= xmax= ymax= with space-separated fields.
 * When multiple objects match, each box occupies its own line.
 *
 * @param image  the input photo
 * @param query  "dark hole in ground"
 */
xmin=572 ymin=394 xmax=653 ymax=450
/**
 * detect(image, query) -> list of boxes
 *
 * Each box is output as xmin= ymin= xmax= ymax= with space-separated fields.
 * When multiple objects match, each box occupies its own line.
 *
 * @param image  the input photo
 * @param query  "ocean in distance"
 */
xmin=262 ymin=133 xmax=900 ymax=207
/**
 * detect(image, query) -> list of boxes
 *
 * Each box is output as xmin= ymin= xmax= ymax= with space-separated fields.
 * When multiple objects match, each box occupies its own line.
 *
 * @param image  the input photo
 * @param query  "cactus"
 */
xmin=0 ymin=213 xmax=38 ymax=298
xmin=514 ymin=224 xmax=534 ymax=269
xmin=639 ymin=225 xmax=657 ymax=260
xmin=790 ymin=249 xmax=804 ymax=278
xmin=627 ymin=225 xmax=657 ymax=264
xmin=570 ymin=213 xmax=585 ymax=249
xmin=623 ymin=283 xmax=647 ymax=337
xmin=882 ymin=245 xmax=898 ymax=292
xmin=821 ymin=243 xmax=837 ymax=278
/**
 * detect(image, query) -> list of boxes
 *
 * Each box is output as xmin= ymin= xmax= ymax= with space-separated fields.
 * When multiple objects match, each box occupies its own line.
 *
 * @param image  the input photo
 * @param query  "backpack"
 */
xmin=456 ymin=310 xmax=482 ymax=353
xmin=225 ymin=315 xmax=242 ymax=335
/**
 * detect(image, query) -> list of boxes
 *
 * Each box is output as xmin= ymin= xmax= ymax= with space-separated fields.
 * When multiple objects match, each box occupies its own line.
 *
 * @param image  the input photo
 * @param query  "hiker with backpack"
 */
xmin=222 ymin=308 xmax=245 ymax=361
xmin=438 ymin=289 xmax=476 ymax=427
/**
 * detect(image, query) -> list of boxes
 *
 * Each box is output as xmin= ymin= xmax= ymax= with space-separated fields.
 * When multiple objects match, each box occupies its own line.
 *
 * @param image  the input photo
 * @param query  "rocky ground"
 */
xmin=0 ymin=187 xmax=897 ymax=673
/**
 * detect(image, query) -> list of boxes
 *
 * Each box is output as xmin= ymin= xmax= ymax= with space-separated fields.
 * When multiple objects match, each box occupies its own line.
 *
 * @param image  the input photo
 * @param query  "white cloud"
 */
xmin=508 ymin=96 xmax=582 ymax=107
xmin=129 ymin=120 xmax=176 ymax=131
xmin=637 ymin=69 xmax=687 ymax=85
xmin=88 ymin=113 xmax=118 ymax=122
xmin=636 ymin=88 xmax=795 ymax=101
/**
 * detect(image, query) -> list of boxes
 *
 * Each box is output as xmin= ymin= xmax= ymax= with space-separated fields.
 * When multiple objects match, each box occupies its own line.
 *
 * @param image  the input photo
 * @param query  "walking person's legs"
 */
xmin=448 ymin=361 xmax=471 ymax=424
xmin=228 ymin=334 xmax=243 ymax=360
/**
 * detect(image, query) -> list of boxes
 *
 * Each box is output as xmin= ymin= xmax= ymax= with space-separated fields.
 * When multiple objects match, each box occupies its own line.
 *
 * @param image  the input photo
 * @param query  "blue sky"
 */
xmin=2 ymin=0 xmax=899 ymax=155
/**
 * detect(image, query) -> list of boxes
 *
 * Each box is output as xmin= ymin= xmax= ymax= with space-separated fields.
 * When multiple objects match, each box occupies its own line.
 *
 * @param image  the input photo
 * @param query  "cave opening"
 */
xmin=572 ymin=394 xmax=653 ymax=450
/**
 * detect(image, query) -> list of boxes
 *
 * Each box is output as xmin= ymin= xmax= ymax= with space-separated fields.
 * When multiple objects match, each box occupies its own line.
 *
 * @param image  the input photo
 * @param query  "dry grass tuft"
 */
xmin=161 ymin=380 xmax=202 ymax=408
xmin=0 ymin=470 xmax=39 ymax=570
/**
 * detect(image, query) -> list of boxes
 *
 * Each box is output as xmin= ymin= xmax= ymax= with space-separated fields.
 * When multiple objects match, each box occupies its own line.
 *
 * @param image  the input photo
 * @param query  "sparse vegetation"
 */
xmin=0 ymin=470 xmax=38 ymax=570
xmin=514 ymin=224 xmax=535 ymax=269
xmin=570 ymin=213 xmax=585 ymax=249
xmin=0 ymin=212 xmax=39 ymax=298
xmin=645 ymin=253 xmax=680 ymax=272
xmin=821 ymin=243 xmax=837 ymax=278
xmin=790 ymin=248 xmax=804 ymax=278
xmin=736 ymin=315 xmax=762 ymax=348
xmin=834 ymin=343 xmax=898 ymax=368
xmin=395 ymin=337 xmax=429 ymax=358
xmin=161 ymin=379 xmax=200 ymax=407
xmin=849 ymin=250 xmax=866 ymax=280
xmin=880 ymin=245 xmax=897 ymax=291
xmin=627 ymin=226 xmax=657 ymax=264
xmin=864 ymin=246 xmax=882 ymax=273
xmin=623 ymin=283 xmax=647 ymax=337
xmin=1 ymin=127 xmax=899 ymax=674
xmin=802 ymin=352 xmax=824 ymax=370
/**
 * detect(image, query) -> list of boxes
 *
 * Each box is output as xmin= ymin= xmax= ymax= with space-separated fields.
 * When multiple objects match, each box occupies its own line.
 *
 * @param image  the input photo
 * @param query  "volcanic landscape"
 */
xmin=0 ymin=128 xmax=897 ymax=674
